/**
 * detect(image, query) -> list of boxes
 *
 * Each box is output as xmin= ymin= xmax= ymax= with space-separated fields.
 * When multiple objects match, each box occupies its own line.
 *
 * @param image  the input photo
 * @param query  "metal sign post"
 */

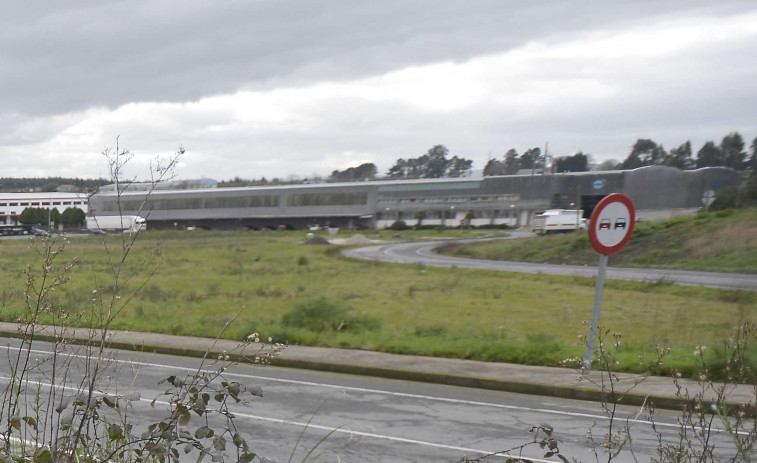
xmin=583 ymin=254 xmax=608 ymax=371
xmin=327 ymin=227 xmax=339 ymax=242
xmin=583 ymin=194 xmax=635 ymax=373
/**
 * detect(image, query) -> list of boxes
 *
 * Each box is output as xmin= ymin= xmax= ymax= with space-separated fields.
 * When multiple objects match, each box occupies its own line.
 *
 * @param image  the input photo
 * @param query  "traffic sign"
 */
xmin=588 ymin=194 xmax=635 ymax=255
xmin=583 ymin=193 xmax=635 ymax=372
xmin=701 ymin=189 xmax=716 ymax=207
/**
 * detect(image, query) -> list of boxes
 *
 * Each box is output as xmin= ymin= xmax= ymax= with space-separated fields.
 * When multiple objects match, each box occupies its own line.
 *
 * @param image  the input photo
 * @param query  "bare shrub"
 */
xmin=0 ymin=141 xmax=283 ymax=462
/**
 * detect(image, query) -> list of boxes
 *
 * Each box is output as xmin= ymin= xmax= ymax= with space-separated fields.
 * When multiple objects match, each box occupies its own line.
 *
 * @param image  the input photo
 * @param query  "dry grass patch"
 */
xmin=684 ymin=222 xmax=757 ymax=258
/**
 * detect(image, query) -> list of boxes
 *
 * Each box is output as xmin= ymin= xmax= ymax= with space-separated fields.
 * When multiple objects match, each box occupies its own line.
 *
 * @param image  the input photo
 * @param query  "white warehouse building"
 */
xmin=0 ymin=192 xmax=89 ymax=225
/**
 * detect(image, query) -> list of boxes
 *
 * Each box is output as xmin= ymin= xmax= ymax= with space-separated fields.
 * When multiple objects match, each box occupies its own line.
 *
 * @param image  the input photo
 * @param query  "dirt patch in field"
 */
xmin=303 ymin=236 xmax=330 ymax=245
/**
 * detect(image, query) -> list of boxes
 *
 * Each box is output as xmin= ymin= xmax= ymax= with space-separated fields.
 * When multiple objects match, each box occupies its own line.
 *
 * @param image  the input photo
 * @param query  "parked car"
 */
xmin=32 ymin=228 xmax=51 ymax=237
xmin=91 ymin=229 xmax=107 ymax=235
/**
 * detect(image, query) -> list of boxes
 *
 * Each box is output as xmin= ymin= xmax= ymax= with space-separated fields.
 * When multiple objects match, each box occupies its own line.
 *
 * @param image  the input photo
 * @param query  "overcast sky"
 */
xmin=1 ymin=1 xmax=756 ymax=181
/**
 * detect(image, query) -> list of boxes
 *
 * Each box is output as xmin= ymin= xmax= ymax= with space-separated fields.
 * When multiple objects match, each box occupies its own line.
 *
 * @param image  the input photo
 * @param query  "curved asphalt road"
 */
xmin=343 ymin=231 xmax=757 ymax=291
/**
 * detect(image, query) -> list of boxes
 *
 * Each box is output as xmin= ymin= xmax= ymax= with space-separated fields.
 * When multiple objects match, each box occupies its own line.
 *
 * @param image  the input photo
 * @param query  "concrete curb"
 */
xmin=1 ymin=323 xmax=754 ymax=416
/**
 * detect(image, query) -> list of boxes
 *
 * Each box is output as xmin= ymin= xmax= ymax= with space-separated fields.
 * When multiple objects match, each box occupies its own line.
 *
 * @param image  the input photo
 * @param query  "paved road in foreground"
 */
xmin=343 ymin=232 xmax=757 ymax=291
xmin=3 ymin=337 xmax=730 ymax=463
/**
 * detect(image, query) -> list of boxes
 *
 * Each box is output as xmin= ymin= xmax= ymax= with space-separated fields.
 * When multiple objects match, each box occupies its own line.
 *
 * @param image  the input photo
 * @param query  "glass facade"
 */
xmin=286 ymin=192 xmax=368 ymax=207
xmin=100 ymin=195 xmax=280 ymax=212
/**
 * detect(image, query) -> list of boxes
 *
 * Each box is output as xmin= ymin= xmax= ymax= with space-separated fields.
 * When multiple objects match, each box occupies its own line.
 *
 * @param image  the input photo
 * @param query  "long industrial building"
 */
xmin=87 ymin=166 xmax=741 ymax=230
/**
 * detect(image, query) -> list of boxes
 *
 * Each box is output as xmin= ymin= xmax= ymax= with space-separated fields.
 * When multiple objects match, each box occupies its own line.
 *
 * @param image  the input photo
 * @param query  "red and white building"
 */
xmin=0 ymin=193 xmax=88 ymax=225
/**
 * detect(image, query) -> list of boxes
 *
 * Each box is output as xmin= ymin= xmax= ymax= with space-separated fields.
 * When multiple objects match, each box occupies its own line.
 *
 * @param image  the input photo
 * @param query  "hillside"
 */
xmin=438 ymin=208 xmax=757 ymax=274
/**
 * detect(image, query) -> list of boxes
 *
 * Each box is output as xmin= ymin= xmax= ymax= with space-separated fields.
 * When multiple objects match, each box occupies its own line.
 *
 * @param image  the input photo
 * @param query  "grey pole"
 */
xmin=583 ymin=253 xmax=608 ymax=373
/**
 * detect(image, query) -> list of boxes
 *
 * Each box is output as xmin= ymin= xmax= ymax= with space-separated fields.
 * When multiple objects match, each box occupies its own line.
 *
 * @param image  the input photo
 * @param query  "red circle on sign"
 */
xmin=588 ymin=193 xmax=635 ymax=255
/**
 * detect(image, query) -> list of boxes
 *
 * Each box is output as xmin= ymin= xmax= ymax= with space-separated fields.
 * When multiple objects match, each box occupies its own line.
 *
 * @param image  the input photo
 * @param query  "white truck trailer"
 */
xmin=532 ymin=209 xmax=586 ymax=235
xmin=86 ymin=215 xmax=146 ymax=233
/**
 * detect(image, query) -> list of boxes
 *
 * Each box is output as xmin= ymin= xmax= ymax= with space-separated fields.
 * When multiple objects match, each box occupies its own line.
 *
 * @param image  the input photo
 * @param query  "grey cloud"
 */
xmin=3 ymin=0 xmax=753 ymax=117
xmin=2 ymin=1 xmax=756 ymax=179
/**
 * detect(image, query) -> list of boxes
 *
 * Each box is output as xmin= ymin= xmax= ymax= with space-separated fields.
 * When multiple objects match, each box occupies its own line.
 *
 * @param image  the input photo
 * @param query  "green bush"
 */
xmin=702 ymin=342 xmax=757 ymax=383
xmin=388 ymin=220 xmax=410 ymax=230
xmin=281 ymin=297 xmax=382 ymax=333
xmin=712 ymin=183 xmax=757 ymax=210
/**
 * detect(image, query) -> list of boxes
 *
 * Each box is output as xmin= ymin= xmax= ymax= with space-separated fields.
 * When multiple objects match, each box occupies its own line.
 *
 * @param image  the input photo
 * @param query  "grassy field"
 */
xmin=439 ymin=209 xmax=757 ymax=274
xmin=0 ymin=225 xmax=754 ymax=379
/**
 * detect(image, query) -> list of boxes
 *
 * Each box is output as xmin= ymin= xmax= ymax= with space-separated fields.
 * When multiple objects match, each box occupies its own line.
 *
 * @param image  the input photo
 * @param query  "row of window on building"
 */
xmin=98 ymin=192 xmax=370 ymax=212
xmin=0 ymin=200 xmax=86 ymax=207
xmin=377 ymin=194 xmax=520 ymax=206
xmin=378 ymin=209 xmax=519 ymax=220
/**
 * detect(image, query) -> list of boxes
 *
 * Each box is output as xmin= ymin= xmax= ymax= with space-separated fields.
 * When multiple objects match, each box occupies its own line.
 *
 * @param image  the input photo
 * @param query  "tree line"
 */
xmin=325 ymin=131 xmax=757 ymax=183
xmin=0 ymin=177 xmax=108 ymax=193
xmin=16 ymin=207 xmax=86 ymax=228
xmin=327 ymin=145 xmax=473 ymax=182
xmin=618 ymin=132 xmax=754 ymax=171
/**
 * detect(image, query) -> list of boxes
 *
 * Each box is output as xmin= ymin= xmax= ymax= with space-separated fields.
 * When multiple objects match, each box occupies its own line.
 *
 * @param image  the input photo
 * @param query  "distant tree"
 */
xmin=0 ymin=177 xmax=106 ymax=193
xmin=216 ymin=176 xmax=278 ymax=187
xmin=330 ymin=163 xmax=378 ymax=182
xmin=356 ymin=163 xmax=378 ymax=179
xmin=696 ymin=141 xmax=724 ymax=168
xmin=414 ymin=211 xmax=427 ymax=228
xmin=483 ymin=148 xmax=524 ymax=176
xmin=446 ymin=156 xmax=472 ymax=177
xmin=61 ymin=207 xmax=86 ymax=226
xmin=554 ymin=152 xmax=589 ymax=172
xmin=18 ymin=207 xmax=47 ymax=225
xmin=595 ymin=159 xmax=620 ymax=171
xmin=388 ymin=158 xmax=425 ymax=178
xmin=750 ymin=137 xmax=757 ymax=179
xmin=386 ymin=145 xmax=472 ymax=179
xmin=482 ymin=158 xmax=505 ymax=176
xmin=387 ymin=159 xmax=409 ymax=179
xmin=503 ymin=149 xmax=520 ymax=174
xmin=720 ymin=132 xmax=747 ymax=170
xmin=424 ymin=145 xmax=451 ymax=178
xmin=18 ymin=208 xmax=42 ymax=225
xmin=519 ymin=148 xmax=541 ymax=171
xmin=663 ymin=141 xmax=694 ymax=169
xmin=388 ymin=220 xmax=410 ymax=230
xmin=621 ymin=139 xmax=665 ymax=169
xmin=49 ymin=208 xmax=61 ymax=227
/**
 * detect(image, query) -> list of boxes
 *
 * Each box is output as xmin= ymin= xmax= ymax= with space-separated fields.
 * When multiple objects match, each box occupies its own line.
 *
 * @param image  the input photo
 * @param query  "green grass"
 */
xmin=1 ymin=226 xmax=755 ymax=380
xmin=440 ymin=208 xmax=757 ymax=273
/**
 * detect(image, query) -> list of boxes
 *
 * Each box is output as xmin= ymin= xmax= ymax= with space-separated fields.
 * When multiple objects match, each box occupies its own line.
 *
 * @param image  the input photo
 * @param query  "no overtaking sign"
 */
xmin=588 ymin=194 xmax=635 ymax=255
xmin=583 ymin=193 xmax=635 ymax=372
